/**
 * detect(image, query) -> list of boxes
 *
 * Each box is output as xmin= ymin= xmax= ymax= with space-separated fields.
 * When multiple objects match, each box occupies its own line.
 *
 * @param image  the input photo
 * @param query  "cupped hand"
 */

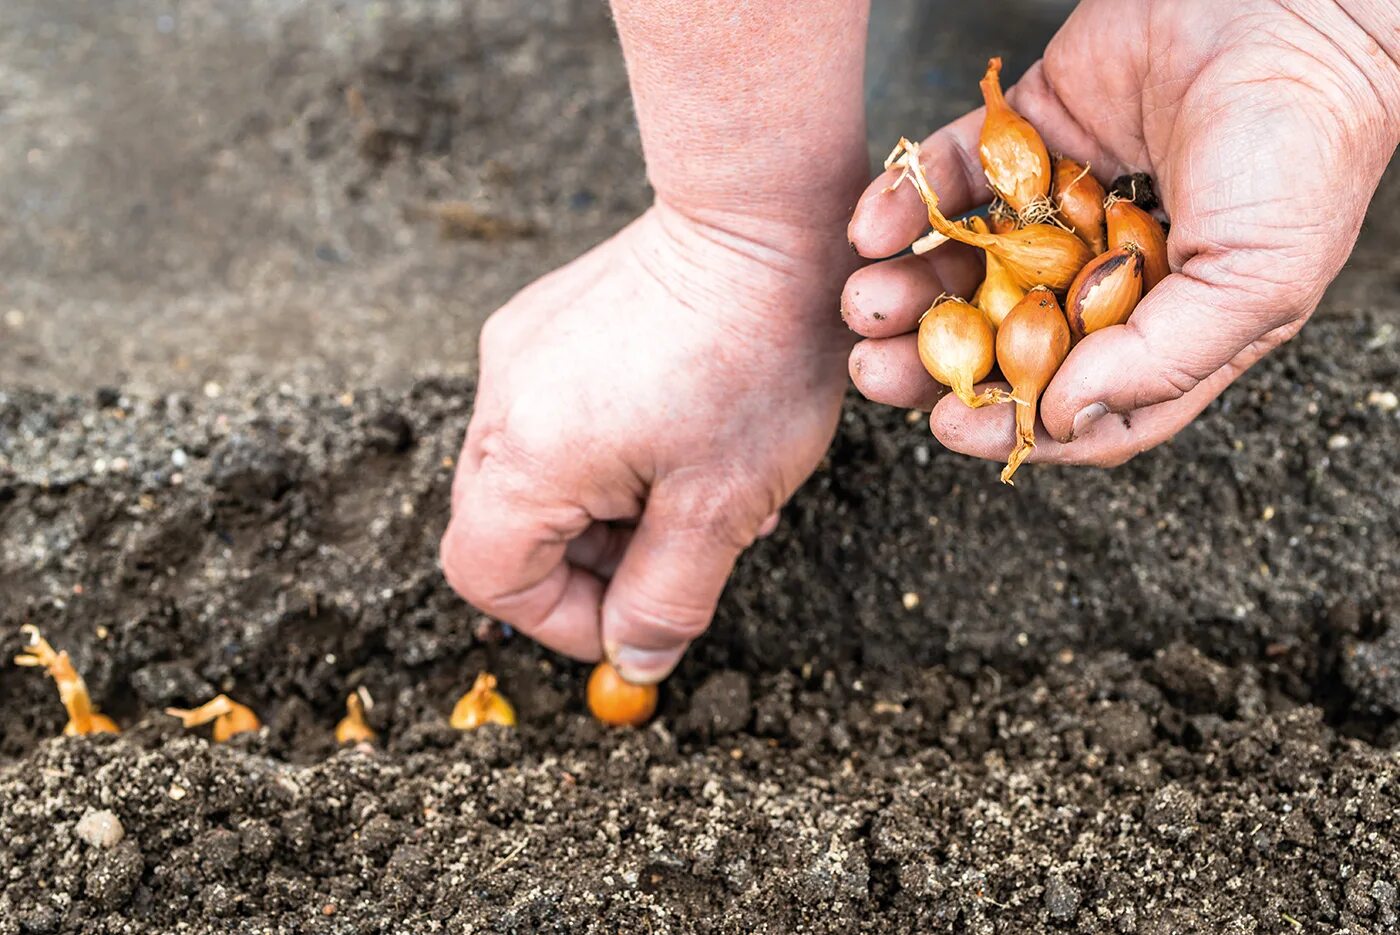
xmin=846 ymin=0 xmax=1399 ymax=468
xmin=441 ymin=206 xmax=855 ymax=683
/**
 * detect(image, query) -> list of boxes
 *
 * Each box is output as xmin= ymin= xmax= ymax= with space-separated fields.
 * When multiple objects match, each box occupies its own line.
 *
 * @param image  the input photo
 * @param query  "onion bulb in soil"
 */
xmin=918 ymin=296 xmax=1006 ymax=408
xmin=1106 ymin=197 xmax=1169 ymax=291
xmin=588 ymin=662 xmax=658 ymax=727
xmin=451 ymin=673 xmax=517 ymax=730
xmin=978 ymin=58 xmax=1053 ymax=224
xmin=335 ymin=688 xmax=377 ymax=745
xmin=1052 ymin=157 xmax=1107 ymax=253
xmin=996 ymin=287 xmax=1071 ymax=484
xmin=968 ymin=217 xmax=1027 ymax=329
xmin=13 ymin=626 xmax=120 ymax=737
xmin=1065 ymin=243 xmax=1144 ymax=341
xmin=887 ymin=139 xmax=1093 ymax=292
xmin=166 ymin=694 xmax=261 ymax=743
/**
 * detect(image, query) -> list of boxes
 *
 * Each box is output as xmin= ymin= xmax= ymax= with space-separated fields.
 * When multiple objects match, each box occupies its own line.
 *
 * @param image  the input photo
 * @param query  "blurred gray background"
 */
xmin=0 ymin=0 xmax=1393 ymax=394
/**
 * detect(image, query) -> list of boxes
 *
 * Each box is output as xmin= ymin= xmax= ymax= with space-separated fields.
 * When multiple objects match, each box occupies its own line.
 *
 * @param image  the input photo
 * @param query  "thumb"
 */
xmin=600 ymin=497 xmax=753 ymax=684
xmin=1040 ymin=267 xmax=1302 ymax=444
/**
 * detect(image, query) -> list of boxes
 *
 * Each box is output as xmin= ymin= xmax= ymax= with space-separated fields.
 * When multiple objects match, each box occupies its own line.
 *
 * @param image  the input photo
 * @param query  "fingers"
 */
xmin=565 ymin=522 xmax=634 ymax=580
xmin=842 ymin=247 xmax=984 ymax=338
xmin=600 ymin=488 xmax=760 ymax=684
xmin=1038 ymin=269 xmax=1301 ymax=444
xmin=848 ymin=111 xmax=986 ymax=258
xmin=441 ymin=460 xmax=605 ymax=662
xmin=849 ymin=335 xmax=944 ymax=410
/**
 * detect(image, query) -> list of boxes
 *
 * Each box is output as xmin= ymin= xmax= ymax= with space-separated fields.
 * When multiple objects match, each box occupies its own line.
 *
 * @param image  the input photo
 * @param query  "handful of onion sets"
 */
xmin=892 ymin=57 xmax=1169 ymax=484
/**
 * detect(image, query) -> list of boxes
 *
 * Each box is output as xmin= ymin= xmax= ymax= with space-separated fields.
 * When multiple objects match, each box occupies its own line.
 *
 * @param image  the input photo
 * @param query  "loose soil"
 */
xmin=3 ymin=0 xmax=1400 ymax=932
xmin=5 ymin=311 xmax=1400 ymax=932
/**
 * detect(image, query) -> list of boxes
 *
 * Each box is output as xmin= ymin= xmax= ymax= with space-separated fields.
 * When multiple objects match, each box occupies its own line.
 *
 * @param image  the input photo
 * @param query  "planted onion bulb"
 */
xmin=968 ymin=217 xmax=1026 ymax=328
xmin=996 ymin=287 xmax=1071 ymax=484
xmin=1065 ymin=244 xmax=1145 ymax=341
xmin=450 ymin=673 xmax=517 ymax=730
xmin=918 ymin=297 xmax=1006 ymax=408
xmin=13 ymin=626 xmax=119 ymax=736
xmin=167 ymin=694 xmax=261 ymax=742
xmin=887 ymin=138 xmax=1092 ymax=292
xmin=587 ymin=661 xmax=658 ymax=727
xmin=335 ymin=688 xmax=377 ymax=745
xmin=1106 ymin=197 xmax=1169 ymax=291
xmin=1052 ymin=157 xmax=1107 ymax=253
xmin=978 ymin=58 xmax=1053 ymax=223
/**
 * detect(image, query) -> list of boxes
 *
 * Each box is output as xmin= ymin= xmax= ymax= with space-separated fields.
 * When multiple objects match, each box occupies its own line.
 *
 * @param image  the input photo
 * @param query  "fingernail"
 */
xmin=608 ymin=643 xmax=685 ymax=684
xmin=1070 ymin=402 xmax=1109 ymax=441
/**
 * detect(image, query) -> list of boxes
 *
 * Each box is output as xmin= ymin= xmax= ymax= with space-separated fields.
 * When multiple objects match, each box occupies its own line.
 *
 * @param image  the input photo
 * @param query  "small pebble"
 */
xmin=171 ymin=449 xmax=188 ymax=468
xmin=203 ymin=381 xmax=222 ymax=399
xmin=3 ymin=309 xmax=24 ymax=328
xmin=1367 ymin=390 xmax=1398 ymax=412
xmin=1261 ymin=505 xmax=1275 ymax=522
xmin=901 ymin=592 xmax=921 ymax=610
xmin=75 ymin=809 xmax=125 ymax=849
xmin=1327 ymin=434 xmax=1351 ymax=451
xmin=1044 ymin=874 xmax=1082 ymax=920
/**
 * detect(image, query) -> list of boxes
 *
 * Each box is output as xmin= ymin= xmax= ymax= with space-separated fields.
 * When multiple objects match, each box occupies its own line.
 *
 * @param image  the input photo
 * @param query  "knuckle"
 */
xmin=658 ymin=473 xmax=772 ymax=553
xmin=613 ymin=592 xmax=714 ymax=642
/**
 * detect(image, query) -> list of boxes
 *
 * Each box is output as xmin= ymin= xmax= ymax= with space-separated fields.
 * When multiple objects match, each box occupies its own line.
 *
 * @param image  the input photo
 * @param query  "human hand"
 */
xmin=440 ymin=206 xmax=856 ymax=683
xmin=845 ymin=0 xmax=1399 ymax=468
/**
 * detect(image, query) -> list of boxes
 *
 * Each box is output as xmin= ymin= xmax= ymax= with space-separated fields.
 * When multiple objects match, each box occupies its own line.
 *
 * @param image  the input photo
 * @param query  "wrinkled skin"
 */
xmin=847 ymin=0 xmax=1399 ymax=466
xmin=441 ymin=205 xmax=856 ymax=681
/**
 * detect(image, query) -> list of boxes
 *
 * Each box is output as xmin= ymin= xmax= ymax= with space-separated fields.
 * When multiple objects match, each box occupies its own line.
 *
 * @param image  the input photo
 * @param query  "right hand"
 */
xmin=440 ymin=205 xmax=857 ymax=683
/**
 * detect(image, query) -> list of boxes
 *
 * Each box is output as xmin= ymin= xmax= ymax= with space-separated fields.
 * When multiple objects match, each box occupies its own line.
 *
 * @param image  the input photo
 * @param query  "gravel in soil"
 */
xmin=4 ymin=313 xmax=1400 ymax=932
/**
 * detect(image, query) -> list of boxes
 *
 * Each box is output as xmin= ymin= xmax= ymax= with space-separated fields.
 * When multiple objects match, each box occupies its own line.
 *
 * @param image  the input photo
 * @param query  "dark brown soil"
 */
xmin=5 ymin=0 xmax=1400 ymax=932
xmin=5 ymin=310 xmax=1400 ymax=932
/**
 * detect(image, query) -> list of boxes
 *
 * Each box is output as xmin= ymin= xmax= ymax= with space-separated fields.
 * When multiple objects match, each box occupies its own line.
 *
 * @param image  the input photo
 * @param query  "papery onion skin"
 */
xmin=1106 ymin=198 xmax=1169 ymax=292
xmin=995 ymin=287 xmax=1071 ymax=484
xmin=978 ymin=58 xmax=1052 ymax=220
xmin=889 ymin=138 xmax=1092 ymax=292
xmin=917 ymin=297 xmax=1006 ymax=408
xmin=588 ymin=662 xmax=659 ymax=727
xmin=1065 ymin=243 xmax=1145 ymax=341
xmin=1052 ymin=157 xmax=1107 ymax=254
xmin=967 ymin=217 xmax=1027 ymax=329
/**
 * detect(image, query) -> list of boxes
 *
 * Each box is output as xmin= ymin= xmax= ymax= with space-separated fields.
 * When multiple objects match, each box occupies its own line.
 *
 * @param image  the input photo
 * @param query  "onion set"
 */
xmin=917 ymin=297 xmax=1006 ymax=408
xmin=588 ymin=661 xmax=658 ymax=727
xmin=968 ymin=217 xmax=1027 ymax=328
xmin=1052 ymin=156 xmax=1107 ymax=253
xmin=14 ymin=626 xmax=119 ymax=736
xmin=1065 ymin=243 xmax=1144 ymax=341
xmin=335 ymin=688 xmax=377 ymax=745
xmin=997 ymin=288 xmax=1071 ymax=484
xmin=167 ymin=694 xmax=261 ymax=743
xmin=978 ymin=58 xmax=1053 ymax=224
xmin=888 ymin=137 xmax=1093 ymax=292
xmin=1106 ymin=197 xmax=1169 ymax=291
xmin=884 ymin=55 xmax=1171 ymax=483
xmin=451 ymin=672 xmax=517 ymax=730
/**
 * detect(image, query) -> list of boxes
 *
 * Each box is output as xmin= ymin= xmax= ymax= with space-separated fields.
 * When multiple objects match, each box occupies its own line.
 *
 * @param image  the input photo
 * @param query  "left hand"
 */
xmin=844 ymin=0 xmax=1399 ymax=468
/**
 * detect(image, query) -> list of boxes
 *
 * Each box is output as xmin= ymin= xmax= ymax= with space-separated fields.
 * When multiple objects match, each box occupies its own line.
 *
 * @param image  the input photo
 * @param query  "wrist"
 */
xmin=649 ymin=146 xmax=871 ymax=264
xmin=620 ymin=202 xmax=860 ymax=342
